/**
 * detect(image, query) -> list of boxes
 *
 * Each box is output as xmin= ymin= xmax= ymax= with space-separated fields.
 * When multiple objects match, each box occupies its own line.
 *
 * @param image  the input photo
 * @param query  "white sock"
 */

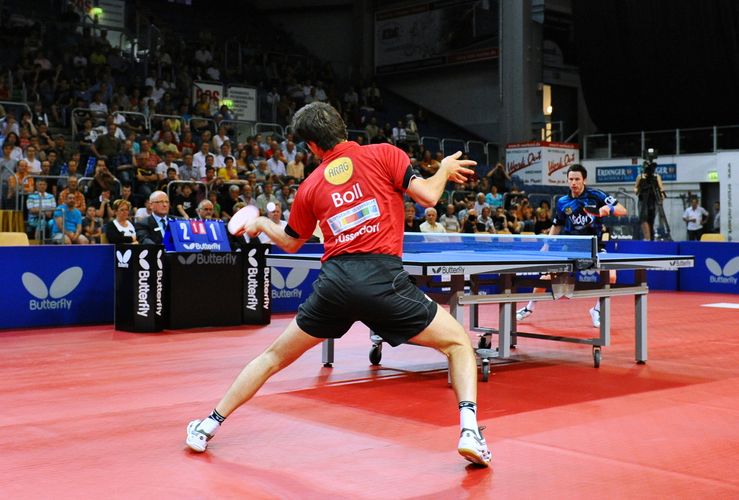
xmin=459 ymin=401 xmax=479 ymax=432
xmin=200 ymin=417 xmax=221 ymax=435
xmin=593 ymin=301 xmax=600 ymax=312
xmin=526 ymin=300 xmax=535 ymax=311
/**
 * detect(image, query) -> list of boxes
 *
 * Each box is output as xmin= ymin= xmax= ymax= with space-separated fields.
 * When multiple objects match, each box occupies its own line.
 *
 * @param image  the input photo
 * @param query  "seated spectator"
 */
xmin=91 ymin=123 xmax=122 ymax=164
xmin=173 ymin=183 xmax=198 ymax=219
xmin=158 ymin=167 xmax=179 ymax=193
xmin=478 ymin=206 xmax=496 ymax=233
xmin=179 ymin=130 xmax=197 ymax=157
xmin=486 ymin=162 xmax=510 ymax=194
xmin=88 ymin=159 xmax=118 ymax=201
xmin=178 ymin=153 xmax=199 ymax=182
xmin=92 ymin=188 xmax=114 ymax=221
xmin=156 ymin=150 xmax=179 ymax=181
xmin=26 ymin=179 xmax=56 ymax=239
xmin=218 ymin=156 xmax=240 ymax=181
xmin=534 ymin=207 xmax=553 ymax=234
xmin=195 ymin=199 xmax=215 ymax=220
xmin=440 ymin=203 xmax=461 ymax=233
xmin=134 ymin=199 xmax=152 ymax=223
xmin=404 ymin=202 xmax=422 ymax=232
xmin=420 ymin=207 xmax=446 ymax=233
xmin=462 ymin=210 xmax=487 ymax=233
xmin=286 ymin=151 xmax=305 ymax=181
xmin=251 ymin=202 xmax=287 ymax=244
xmin=156 ymin=131 xmax=180 ymax=159
xmin=220 ymin=184 xmax=242 ymax=220
xmin=207 ymin=190 xmax=222 ymax=219
xmin=57 ymin=175 xmax=85 ymax=213
xmin=56 ymin=160 xmax=81 ymax=190
xmin=23 ymin=145 xmax=41 ymax=173
xmin=256 ymin=182 xmax=278 ymax=215
xmin=485 ymin=185 xmax=504 ymax=209
xmin=392 ymin=119 xmax=407 ymax=145
xmin=254 ymin=160 xmax=271 ymax=182
xmin=51 ymin=193 xmax=88 ymax=244
xmin=105 ymin=199 xmax=138 ymax=244
xmin=213 ymin=126 xmax=230 ymax=150
xmin=267 ymin=151 xmax=287 ymax=177
xmin=275 ymin=184 xmax=295 ymax=214
xmin=239 ymin=184 xmax=257 ymax=208
xmin=492 ymin=206 xmax=508 ymax=232
xmin=473 ymin=192 xmax=489 ymax=214
xmin=418 ymin=150 xmax=440 ymax=178
xmin=81 ymin=205 xmax=103 ymax=243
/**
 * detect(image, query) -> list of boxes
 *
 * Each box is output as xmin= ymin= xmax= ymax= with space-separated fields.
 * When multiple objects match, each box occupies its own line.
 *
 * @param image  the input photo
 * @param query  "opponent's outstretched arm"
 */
xmin=407 ymin=151 xmax=476 ymax=207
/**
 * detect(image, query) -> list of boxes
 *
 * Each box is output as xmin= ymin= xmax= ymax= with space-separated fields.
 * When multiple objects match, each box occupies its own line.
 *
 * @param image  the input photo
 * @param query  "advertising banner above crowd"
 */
xmin=505 ymin=142 xmax=579 ymax=186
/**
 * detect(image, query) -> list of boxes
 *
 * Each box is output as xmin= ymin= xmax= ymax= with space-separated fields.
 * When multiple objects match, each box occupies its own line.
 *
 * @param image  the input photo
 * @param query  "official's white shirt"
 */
xmin=683 ymin=206 xmax=708 ymax=230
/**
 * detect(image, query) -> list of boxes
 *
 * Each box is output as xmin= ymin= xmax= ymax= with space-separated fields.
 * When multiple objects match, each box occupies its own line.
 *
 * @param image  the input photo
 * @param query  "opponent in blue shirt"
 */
xmin=517 ymin=164 xmax=627 ymax=326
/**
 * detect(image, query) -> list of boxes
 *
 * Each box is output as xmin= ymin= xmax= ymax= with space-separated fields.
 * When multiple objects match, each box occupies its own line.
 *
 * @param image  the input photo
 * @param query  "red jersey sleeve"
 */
xmin=284 ymin=181 xmax=317 ymax=239
xmin=377 ymin=143 xmax=413 ymax=192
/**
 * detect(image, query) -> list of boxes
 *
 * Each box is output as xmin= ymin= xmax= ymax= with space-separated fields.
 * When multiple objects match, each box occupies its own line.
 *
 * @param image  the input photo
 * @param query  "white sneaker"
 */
xmin=186 ymin=418 xmax=218 ymax=452
xmin=516 ymin=307 xmax=533 ymax=321
xmin=458 ymin=427 xmax=492 ymax=467
xmin=589 ymin=307 xmax=601 ymax=328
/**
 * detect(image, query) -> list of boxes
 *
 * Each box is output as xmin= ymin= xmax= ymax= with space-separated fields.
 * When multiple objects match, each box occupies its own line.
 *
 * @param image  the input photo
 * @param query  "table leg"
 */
xmin=322 ymin=338 xmax=334 ymax=367
xmin=635 ymin=293 xmax=647 ymax=363
xmin=498 ymin=302 xmax=512 ymax=359
xmin=600 ymin=296 xmax=611 ymax=346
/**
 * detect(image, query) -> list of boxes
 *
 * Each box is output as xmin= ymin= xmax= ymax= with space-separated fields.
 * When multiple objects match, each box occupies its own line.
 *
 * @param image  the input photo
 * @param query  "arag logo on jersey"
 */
xmin=22 ymin=267 xmax=83 ymax=311
xmin=324 ymin=157 xmax=353 ymax=185
xmin=706 ymin=256 xmax=739 ymax=285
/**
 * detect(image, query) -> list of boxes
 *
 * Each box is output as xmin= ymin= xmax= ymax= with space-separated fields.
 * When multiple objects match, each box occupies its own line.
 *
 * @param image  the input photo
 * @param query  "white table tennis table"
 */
xmin=267 ymin=234 xmax=694 ymax=379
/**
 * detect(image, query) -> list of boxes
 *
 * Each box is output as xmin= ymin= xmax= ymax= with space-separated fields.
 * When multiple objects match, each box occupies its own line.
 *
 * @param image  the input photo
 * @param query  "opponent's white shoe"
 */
xmin=186 ymin=419 xmax=218 ymax=452
xmin=516 ymin=307 xmax=533 ymax=321
xmin=589 ymin=307 xmax=601 ymax=328
xmin=458 ymin=427 xmax=492 ymax=467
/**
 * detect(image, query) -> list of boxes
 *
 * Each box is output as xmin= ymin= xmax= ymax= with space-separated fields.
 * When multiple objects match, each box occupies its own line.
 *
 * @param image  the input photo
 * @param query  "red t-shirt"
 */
xmin=286 ymin=141 xmax=414 ymax=261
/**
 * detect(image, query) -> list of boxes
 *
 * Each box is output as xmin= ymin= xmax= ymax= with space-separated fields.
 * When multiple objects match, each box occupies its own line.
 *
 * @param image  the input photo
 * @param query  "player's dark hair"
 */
xmin=291 ymin=102 xmax=347 ymax=151
xmin=567 ymin=163 xmax=587 ymax=179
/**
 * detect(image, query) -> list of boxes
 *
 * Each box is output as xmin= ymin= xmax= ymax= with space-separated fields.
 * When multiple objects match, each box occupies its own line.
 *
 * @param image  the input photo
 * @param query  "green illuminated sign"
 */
xmin=708 ymin=171 xmax=719 ymax=182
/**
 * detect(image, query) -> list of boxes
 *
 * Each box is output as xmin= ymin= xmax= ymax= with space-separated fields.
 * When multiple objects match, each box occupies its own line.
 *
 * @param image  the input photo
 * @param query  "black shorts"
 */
xmin=296 ymin=254 xmax=438 ymax=347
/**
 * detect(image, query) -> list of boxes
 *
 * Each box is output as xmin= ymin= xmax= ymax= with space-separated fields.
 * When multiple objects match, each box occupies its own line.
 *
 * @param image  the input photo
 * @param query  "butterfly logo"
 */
xmin=116 ymin=249 xmax=132 ymax=268
xmin=22 ymin=267 xmax=83 ymax=301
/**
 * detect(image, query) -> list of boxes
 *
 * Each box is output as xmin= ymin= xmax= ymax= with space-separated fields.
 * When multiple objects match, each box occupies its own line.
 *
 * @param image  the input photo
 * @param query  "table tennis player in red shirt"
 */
xmin=186 ymin=102 xmax=492 ymax=467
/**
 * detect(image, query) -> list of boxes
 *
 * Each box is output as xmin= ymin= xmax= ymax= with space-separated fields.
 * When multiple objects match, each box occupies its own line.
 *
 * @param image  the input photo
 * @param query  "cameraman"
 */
xmin=634 ymin=160 xmax=665 ymax=240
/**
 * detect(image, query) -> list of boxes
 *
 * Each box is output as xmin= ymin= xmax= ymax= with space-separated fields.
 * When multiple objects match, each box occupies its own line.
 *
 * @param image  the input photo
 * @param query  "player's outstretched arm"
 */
xmin=407 ymin=151 xmax=476 ymax=207
xmin=247 ymin=217 xmax=308 ymax=253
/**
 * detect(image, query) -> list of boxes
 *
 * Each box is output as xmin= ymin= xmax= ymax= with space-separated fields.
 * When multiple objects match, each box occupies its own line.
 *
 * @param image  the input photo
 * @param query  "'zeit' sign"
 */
xmin=164 ymin=219 xmax=232 ymax=253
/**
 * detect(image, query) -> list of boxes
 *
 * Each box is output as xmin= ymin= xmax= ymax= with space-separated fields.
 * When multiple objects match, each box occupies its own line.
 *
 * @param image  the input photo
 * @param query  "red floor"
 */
xmin=2 ymin=291 xmax=738 ymax=499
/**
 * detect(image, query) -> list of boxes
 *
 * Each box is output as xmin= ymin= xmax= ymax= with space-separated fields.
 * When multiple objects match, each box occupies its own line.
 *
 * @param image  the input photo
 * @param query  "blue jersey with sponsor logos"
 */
xmin=552 ymin=187 xmax=616 ymax=237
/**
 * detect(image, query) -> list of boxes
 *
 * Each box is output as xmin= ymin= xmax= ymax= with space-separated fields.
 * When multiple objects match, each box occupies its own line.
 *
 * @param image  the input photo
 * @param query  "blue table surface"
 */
xmin=268 ymin=251 xmax=685 ymax=264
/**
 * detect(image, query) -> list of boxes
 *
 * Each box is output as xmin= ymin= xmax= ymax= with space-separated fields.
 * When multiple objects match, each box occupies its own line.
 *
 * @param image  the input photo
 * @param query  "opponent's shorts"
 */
xmin=296 ymin=254 xmax=438 ymax=347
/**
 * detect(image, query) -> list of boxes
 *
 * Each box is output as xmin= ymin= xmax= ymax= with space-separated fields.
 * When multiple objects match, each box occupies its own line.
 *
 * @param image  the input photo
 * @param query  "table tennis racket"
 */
xmin=228 ymin=205 xmax=260 ymax=236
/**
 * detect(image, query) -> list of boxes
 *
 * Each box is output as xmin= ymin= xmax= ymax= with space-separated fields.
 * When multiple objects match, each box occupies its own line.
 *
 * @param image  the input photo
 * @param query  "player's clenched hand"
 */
xmin=441 ymin=151 xmax=476 ymax=184
xmin=246 ymin=217 xmax=265 ymax=238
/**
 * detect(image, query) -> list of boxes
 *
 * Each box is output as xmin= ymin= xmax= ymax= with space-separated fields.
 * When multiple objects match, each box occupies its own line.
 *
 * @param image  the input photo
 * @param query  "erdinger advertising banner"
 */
xmin=115 ymin=245 xmax=165 ymax=332
xmin=679 ymin=242 xmax=739 ymax=294
xmin=0 ymin=246 xmax=114 ymax=329
xmin=243 ymin=244 xmax=271 ymax=324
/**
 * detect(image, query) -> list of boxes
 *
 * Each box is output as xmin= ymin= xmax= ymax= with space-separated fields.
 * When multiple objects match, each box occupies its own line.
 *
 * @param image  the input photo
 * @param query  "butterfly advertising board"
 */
xmin=0 ymin=245 xmax=114 ymax=329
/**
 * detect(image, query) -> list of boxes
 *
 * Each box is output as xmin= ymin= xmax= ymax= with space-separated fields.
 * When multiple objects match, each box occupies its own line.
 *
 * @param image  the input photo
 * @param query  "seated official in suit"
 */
xmin=135 ymin=190 xmax=170 ymax=245
xmin=105 ymin=199 xmax=138 ymax=244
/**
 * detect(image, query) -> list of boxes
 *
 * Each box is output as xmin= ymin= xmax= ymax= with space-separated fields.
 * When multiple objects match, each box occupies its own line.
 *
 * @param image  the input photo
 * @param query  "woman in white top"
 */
xmin=105 ymin=199 xmax=138 ymax=244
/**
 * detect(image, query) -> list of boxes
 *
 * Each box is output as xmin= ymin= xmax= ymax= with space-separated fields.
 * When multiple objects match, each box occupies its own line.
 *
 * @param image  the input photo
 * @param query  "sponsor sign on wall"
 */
xmin=243 ymin=244 xmax=271 ymax=324
xmin=0 ymin=246 xmax=114 ymax=329
xmin=115 ymin=245 xmax=165 ymax=332
xmin=505 ymin=142 xmax=579 ymax=185
xmin=595 ymin=164 xmax=677 ymax=183
xmin=226 ymin=85 xmax=258 ymax=122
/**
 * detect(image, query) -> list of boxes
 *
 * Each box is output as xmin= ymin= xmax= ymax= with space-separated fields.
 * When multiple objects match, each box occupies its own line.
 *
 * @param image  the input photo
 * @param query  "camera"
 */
xmin=642 ymin=147 xmax=658 ymax=175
